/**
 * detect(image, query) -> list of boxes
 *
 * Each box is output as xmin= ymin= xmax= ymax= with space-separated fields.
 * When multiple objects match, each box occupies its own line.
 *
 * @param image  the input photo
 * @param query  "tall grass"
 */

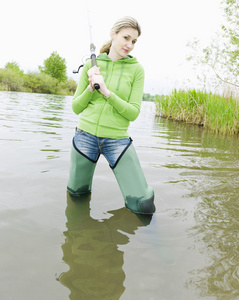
xmin=155 ymin=89 xmax=239 ymax=135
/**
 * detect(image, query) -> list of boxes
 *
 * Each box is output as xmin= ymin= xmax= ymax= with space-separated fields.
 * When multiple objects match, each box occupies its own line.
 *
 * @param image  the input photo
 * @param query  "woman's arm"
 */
xmin=90 ymin=64 xmax=145 ymax=121
xmin=72 ymin=61 xmax=95 ymax=115
xmin=106 ymin=65 xmax=144 ymax=121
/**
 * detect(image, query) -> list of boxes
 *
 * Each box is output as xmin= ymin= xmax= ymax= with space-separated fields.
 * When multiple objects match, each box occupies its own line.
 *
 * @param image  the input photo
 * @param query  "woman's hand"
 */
xmin=90 ymin=74 xmax=110 ymax=98
xmin=87 ymin=66 xmax=101 ymax=92
xmin=87 ymin=66 xmax=110 ymax=98
xmin=87 ymin=66 xmax=100 ymax=78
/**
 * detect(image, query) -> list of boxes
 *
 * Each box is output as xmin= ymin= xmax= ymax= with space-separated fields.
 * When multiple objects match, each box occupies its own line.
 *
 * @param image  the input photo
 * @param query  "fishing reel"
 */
xmin=72 ymin=65 xmax=84 ymax=74
xmin=72 ymin=55 xmax=90 ymax=74
xmin=73 ymin=53 xmax=100 ymax=90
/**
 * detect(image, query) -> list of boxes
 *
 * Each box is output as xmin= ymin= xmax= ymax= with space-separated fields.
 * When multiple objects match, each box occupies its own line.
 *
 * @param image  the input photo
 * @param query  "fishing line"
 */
xmin=73 ymin=2 xmax=100 ymax=90
xmin=86 ymin=2 xmax=100 ymax=90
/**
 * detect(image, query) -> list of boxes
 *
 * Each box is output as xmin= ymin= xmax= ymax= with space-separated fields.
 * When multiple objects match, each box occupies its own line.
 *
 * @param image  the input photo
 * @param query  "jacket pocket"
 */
xmin=110 ymin=108 xmax=130 ymax=128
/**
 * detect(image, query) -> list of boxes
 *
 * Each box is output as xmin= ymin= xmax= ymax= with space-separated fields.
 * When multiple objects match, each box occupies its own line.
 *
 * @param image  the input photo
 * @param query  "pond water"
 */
xmin=0 ymin=91 xmax=239 ymax=300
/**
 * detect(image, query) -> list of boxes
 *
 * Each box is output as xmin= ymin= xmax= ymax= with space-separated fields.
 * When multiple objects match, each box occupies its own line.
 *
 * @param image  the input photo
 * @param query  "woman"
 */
xmin=67 ymin=16 xmax=155 ymax=214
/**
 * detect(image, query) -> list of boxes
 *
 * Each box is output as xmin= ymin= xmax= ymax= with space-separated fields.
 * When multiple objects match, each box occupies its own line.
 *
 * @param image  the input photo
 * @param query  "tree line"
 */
xmin=0 ymin=52 xmax=77 ymax=95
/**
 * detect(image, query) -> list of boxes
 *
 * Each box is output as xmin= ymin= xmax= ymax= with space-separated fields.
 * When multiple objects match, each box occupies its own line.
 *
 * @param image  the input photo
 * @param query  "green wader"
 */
xmin=112 ymin=144 xmax=155 ymax=215
xmin=67 ymin=141 xmax=155 ymax=215
xmin=67 ymin=143 xmax=97 ymax=195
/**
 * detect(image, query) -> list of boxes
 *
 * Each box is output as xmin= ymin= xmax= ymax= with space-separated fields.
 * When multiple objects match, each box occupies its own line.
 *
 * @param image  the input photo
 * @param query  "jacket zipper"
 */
xmin=95 ymin=101 xmax=106 ymax=136
xmin=95 ymin=61 xmax=114 ymax=136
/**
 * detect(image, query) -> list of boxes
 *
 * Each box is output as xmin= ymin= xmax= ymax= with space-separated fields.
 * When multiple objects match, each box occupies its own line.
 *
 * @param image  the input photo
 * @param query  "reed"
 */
xmin=155 ymin=89 xmax=239 ymax=135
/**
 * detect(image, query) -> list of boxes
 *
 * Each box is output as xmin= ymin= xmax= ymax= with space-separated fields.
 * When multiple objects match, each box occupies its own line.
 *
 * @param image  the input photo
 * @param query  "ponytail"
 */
xmin=100 ymin=40 xmax=112 ymax=54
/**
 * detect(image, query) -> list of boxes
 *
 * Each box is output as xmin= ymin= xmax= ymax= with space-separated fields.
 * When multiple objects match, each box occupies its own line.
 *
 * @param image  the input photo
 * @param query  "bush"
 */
xmin=66 ymin=79 xmax=77 ymax=94
xmin=22 ymin=73 xmax=77 ymax=95
xmin=0 ymin=68 xmax=24 ymax=91
xmin=23 ymin=72 xmax=58 ymax=94
xmin=0 ymin=57 xmax=77 ymax=95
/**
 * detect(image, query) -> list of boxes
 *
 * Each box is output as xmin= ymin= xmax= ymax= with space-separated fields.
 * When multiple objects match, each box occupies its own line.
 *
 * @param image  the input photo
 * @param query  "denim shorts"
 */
xmin=73 ymin=129 xmax=132 ymax=168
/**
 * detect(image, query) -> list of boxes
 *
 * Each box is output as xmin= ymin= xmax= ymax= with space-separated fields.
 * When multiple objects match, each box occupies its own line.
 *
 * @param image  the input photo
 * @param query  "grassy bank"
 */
xmin=155 ymin=89 xmax=239 ymax=135
xmin=0 ymin=68 xmax=77 ymax=95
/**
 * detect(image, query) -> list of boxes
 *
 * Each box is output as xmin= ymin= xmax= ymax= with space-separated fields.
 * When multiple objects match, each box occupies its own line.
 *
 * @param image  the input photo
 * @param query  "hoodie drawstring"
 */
xmin=104 ymin=61 xmax=109 ymax=82
xmin=103 ymin=59 xmax=125 ymax=91
xmin=116 ymin=62 xmax=125 ymax=90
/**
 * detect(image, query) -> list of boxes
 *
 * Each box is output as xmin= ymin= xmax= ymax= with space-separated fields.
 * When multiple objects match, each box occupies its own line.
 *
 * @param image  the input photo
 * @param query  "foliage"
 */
xmin=155 ymin=89 xmax=239 ymax=135
xmin=187 ymin=0 xmax=239 ymax=90
xmin=39 ymin=51 xmax=68 ymax=83
xmin=23 ymin=72 xmax=58 ymax=94
xmin=142 ymin=93 xmax=154 ymax=101
xmin=0 ymin=58 xmax=77 ymax=95
xmin=5 ymin=61 xmax=24 ymax=76
xmin=220 ymin=0 xmax=239 ymax=82
xmin=66 ymin=79 xmax=77 ymax=94
xmin=0 ymin=68 xmax=24 ymax=91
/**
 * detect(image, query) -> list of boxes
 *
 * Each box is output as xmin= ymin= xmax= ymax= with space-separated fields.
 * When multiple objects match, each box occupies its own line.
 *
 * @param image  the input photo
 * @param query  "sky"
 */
xmin=1 ymin=0 xmax=223 ymax=94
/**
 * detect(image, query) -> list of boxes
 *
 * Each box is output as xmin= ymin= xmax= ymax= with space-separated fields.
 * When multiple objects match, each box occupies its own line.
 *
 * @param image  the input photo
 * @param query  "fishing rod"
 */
xmin=73 ymin=4 xmax=100 ymax=90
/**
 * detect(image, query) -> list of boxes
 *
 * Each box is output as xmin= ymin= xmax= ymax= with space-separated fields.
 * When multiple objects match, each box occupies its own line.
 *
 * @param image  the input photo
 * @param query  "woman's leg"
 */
xmin=102 ymin=139 xmax=155 ymax=214
xmin=67 ymin=129 xmax=99 ymax=195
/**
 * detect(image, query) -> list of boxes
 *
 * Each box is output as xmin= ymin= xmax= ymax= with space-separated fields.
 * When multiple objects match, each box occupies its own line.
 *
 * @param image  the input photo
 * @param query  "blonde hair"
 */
xmin=100 ymin=16 xmax=141 ymax=54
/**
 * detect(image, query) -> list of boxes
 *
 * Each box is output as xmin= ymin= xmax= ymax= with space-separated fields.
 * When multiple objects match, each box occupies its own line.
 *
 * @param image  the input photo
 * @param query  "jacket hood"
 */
xmin=97 ymin=52 xmax=139 ymax=64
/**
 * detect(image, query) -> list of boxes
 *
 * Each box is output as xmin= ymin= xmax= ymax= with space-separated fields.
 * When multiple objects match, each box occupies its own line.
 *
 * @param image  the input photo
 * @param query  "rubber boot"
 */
xmin=112 ymin=144 xmax=155 ymax=214
xmin=67 ymin=142 xmax=97 ymax=195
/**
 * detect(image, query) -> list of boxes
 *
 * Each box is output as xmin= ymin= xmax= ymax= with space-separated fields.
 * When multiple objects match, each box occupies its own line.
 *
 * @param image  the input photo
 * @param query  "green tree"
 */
xmin=220 ymin=0 xmax=239 ymax=85
xmin=187 ymin=0 xmax=239 ymax=88
xmin=39 ymin=51 xmax=68 ymax=82
xmin=5 ymin=61 xmax=24 ymax=76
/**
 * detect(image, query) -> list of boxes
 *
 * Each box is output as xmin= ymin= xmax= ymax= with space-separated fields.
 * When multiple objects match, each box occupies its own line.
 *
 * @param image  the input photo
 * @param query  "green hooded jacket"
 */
xmin=72 ymin=52 xmax=145 ymax=138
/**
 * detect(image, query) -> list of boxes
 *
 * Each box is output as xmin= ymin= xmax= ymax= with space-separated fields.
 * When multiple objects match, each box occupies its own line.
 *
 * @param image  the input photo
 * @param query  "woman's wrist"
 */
xmin=103 ymin=89 xmax=111 ymax=98
xmin=87 ymin=84 xmax=94 ymax=92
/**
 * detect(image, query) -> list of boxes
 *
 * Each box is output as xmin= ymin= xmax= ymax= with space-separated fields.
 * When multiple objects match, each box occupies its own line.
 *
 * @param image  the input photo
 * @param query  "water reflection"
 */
xmin=153 ymin=117 xmax=239 ymax=156
xmin=185 ymin=148 xmax=239 ymax=299
xmin=59 ymin=192 xmax=152 ymax=300
xmin=186 ymin=192 xmax=239 ymax=298
xmin=153 ymin=117 xmax=239 ymax=298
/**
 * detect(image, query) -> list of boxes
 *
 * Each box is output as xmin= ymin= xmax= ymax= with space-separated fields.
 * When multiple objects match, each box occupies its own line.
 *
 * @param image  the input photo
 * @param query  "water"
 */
xmin=0 ymin=91 xmax=239 ymax=300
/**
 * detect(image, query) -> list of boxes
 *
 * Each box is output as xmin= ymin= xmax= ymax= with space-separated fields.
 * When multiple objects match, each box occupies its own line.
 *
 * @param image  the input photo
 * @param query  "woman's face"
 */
xmin=110 ymin=27 xmax=139 ymax=60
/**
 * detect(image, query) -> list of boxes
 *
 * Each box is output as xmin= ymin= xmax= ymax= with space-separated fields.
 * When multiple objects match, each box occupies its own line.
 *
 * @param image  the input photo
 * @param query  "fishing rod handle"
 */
xmin=91 ymin=54 xmax=100 ymax=90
